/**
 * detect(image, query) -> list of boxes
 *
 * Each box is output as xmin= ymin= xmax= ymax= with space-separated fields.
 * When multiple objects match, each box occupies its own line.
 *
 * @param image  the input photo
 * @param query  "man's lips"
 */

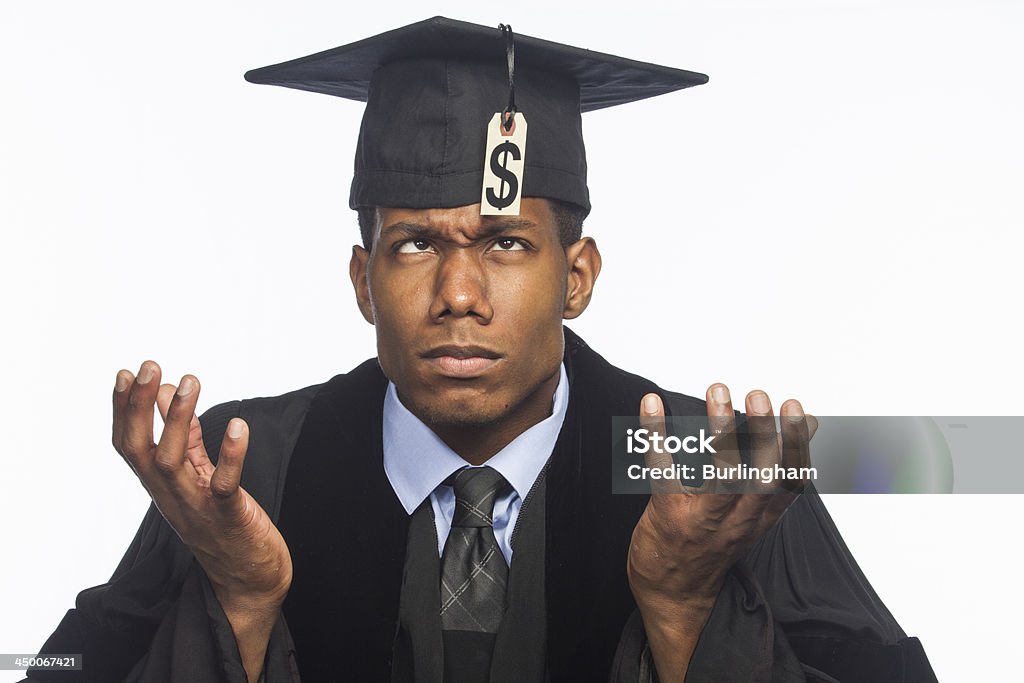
xmin=422 ymin=345 xmax=501 ymax=360
xmin=421 ymin=345 xmax=502 ymax=378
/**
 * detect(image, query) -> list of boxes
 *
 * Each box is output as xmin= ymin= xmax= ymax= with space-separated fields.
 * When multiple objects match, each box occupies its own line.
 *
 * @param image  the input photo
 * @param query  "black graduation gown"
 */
xmin=27 ymin=329 xmax=937 ymax=683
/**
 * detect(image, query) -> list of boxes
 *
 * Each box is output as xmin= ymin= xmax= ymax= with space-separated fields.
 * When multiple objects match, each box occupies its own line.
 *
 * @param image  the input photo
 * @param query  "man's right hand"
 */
xmin=112 ymin=361 xmax=292 ymax=681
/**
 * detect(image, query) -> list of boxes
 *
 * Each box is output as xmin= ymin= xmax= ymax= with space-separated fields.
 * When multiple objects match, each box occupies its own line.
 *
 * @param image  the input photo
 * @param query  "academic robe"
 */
xmin=28 ymin=329 xmax=937 ymax=682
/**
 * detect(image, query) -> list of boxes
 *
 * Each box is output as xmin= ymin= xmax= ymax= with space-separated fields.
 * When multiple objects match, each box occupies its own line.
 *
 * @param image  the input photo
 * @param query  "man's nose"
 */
xmin=430 ymin=251 xmax=493 ymax=322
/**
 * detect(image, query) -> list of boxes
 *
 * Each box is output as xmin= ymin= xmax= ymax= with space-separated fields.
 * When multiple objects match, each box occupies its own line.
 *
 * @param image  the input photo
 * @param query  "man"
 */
xmin=28 ymin=17 xmax=936 ymax=683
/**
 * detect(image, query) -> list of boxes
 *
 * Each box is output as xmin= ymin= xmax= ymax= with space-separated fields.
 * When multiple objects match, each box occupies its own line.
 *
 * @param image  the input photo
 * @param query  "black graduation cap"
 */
xmin=245 ymin=16 xmax=707 ymax=215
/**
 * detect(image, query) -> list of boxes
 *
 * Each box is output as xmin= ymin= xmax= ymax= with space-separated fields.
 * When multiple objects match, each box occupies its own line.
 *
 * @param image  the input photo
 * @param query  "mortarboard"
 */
xmin=245 ymin=16 xmax=708 ymax=216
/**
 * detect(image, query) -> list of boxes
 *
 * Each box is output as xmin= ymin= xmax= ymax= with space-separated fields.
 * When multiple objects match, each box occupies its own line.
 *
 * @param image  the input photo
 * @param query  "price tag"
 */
xmin=480 ymin=112 xmax=528 ymax=216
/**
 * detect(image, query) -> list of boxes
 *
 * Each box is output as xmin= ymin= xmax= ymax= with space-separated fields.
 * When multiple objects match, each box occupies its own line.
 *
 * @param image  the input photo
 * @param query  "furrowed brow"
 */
xmin=380 ymin=218 xmax=538 ymax=242
xmin=379 ymin=221 xmax=433 ymax=240
xmin=473 ymin=219 xmax=539 ymax=240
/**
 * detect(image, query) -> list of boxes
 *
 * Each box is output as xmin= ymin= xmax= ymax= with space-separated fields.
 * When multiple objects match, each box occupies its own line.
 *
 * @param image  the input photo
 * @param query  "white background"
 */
xmin=2 ymin=1 xmax=1022 ymax=680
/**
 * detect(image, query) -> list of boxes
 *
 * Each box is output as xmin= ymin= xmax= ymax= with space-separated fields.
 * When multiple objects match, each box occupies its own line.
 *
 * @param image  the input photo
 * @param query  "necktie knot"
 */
xmin=448 ymin=466 xmax=509 ymax=529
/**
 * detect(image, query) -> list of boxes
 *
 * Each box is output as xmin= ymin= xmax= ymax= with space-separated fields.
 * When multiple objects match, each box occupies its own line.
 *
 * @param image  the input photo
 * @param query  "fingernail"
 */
xmin=712 ymin=385 xmax=730 ymax=405
xmin=177 ymin=377 xmax=195 ymax=397
xmin=786 ymin=400 xmax=805 ymax=423
xmin=115 ymin=372 xmax=130 ymax=393
xmin=750 ymin=392 xmax=770 ymax=414
xmin=137 ymin=363 xmax=155 ymax=385
xmin=227 ymin=418 xmax=244 ymax=439
xmin=642 ymin=394 xmax=660 ymax=415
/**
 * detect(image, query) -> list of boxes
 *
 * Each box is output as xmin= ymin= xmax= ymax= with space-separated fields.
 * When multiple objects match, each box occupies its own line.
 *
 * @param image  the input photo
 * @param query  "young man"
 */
xmin=29 ymin=18 xmax=936 ymax=683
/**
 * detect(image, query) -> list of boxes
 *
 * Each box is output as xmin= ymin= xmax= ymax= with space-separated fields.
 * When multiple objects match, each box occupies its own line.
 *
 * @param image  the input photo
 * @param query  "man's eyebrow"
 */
xmin=379 ymin=218 xmax=539 ymax=241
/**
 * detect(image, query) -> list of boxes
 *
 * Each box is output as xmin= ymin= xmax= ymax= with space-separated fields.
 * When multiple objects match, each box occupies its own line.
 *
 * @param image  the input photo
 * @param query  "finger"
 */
xmin=781 ymin=414 xmax=817 ymax=450
xmin=184 ymin=412 xmax=216 ymax=480
xmin=703 ymin=384 xmax=742 ymax=513
xmin=727 ymin=391 xmax=779 ymax=520
xmin=111 ymin=369 xmax=135 ymax=454
xmin=639 ymin=393 xmax=685 ymax=495
xmin=746 ymin=390 xmax=779 ymax=473
xmin=706 ymin=384 xmax=740 ymax=469
xmin=153 ymin=376 xmax=201 ymax=480
xmin=210 ymin=418 xmax=250 ymax=503
xmin=779 ymin=399 xmax=811 ymax=493
xmin=121 ymin=361 xmax=162 ymax=463
xmin=757 ymin=400 xmax=811 ymax=523
xmin=157 ymin=381 xmax=214 ymax=479
xmin=156 ymin=383 xmax=176 ymax=423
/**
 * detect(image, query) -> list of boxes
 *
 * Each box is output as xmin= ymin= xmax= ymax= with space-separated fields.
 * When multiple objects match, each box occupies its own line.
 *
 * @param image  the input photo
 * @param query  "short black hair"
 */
xmin=356 ymin=198 xmax=587 ymax=250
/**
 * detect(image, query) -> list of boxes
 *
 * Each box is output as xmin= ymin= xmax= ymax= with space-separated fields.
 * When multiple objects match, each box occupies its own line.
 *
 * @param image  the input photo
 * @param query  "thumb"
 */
xmin=806 ymin=414 xmax=819 ymax=442
xmin=211 ymin=417 xmax=250 ymax=502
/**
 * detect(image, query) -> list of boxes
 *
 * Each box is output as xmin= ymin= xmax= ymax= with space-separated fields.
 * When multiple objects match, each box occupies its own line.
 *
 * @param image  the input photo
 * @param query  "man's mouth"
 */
xmin=421 ymin=345 xmax=502 ymax=378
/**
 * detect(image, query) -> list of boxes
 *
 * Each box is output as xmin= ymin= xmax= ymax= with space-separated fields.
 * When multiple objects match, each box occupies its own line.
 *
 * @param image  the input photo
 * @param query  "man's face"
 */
xmin=349 ymin=198 xmax=599 ymax=433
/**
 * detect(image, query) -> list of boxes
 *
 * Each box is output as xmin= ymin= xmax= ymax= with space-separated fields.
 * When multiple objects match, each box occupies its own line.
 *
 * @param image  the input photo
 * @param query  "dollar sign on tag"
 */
xmin=487 ymin=142 xmax=521 ymax=210
xmin=481 ymin=112 xmax=527 ymax=215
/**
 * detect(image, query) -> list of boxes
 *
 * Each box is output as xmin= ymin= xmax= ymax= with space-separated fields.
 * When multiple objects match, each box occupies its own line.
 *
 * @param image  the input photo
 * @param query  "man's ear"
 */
xmin=563 ymin=236 xmax=602 ymax=320
xmin=349 ymin=245 xmax=375 ymax=325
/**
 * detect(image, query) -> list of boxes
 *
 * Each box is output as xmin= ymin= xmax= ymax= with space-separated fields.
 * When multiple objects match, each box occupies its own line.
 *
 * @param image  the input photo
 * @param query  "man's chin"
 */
xmin=408 ymin=399 xmax=505 ymax=431
xmin=394 ymin=368 xmax=561 ymax=433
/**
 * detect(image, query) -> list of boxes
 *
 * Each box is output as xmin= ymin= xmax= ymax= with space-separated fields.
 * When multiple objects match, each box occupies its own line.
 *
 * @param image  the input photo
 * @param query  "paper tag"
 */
xmin=480 ymin=112 xmax=527 ymax=215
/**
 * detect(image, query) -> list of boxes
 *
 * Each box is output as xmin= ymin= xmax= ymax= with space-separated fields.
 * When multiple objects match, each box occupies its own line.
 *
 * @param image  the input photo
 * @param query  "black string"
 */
xmin=498 ymin=23 xmax=516 ymax=131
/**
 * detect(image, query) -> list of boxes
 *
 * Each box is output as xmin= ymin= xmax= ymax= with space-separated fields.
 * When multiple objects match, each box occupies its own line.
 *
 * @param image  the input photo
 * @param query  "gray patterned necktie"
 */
xmin=440 ymin=465 xmax=511 ymax=630
xmin=439 ymin=466 xmax=511 ymax=681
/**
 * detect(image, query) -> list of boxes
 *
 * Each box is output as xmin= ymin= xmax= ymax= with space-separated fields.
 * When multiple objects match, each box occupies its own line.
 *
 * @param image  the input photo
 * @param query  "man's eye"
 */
xmin=396 ymin=239 xmax=434 ymax=254
xmin=492 ymin=238 xmax=526 ymax=251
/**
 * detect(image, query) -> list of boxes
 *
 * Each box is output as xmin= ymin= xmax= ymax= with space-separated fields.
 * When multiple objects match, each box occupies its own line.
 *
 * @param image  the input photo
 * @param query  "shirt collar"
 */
xmin=383 ymin=363 xmax=570 ymax=514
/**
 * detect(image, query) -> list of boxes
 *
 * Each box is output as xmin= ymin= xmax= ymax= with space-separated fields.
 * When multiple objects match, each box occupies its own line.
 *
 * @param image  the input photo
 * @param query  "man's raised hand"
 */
xmin=626 ymin=384 xmax=814 ymax=681
xmin=111 ymin=361 xmax=291 ymax=682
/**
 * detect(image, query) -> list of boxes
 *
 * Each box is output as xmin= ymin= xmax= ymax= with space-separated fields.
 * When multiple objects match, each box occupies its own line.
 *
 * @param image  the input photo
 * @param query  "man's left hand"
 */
xmin=626 ymin=384 xmax=815 ymax=680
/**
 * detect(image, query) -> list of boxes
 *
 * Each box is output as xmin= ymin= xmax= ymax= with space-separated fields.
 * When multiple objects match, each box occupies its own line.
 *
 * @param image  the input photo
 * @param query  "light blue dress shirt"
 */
xmin=382 ymin=364 xmax=569 ymax=565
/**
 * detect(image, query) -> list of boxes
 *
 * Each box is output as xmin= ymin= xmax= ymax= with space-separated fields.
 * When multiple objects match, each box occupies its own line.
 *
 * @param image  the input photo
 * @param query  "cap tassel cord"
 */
xmin=499 ymin=23 xmax=516 ymax=131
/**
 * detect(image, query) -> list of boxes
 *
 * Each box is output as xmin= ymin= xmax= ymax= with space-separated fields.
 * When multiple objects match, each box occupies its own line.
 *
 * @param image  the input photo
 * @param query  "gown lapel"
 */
xmin=545 ymin=330 xmax=656 ymax=682
xmin=278 ymin=359 xmax=409 ymax=683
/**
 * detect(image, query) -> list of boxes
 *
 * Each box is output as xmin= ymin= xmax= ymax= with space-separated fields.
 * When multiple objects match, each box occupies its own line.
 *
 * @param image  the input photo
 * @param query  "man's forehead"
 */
xmin=375 ymin=201 xmax=554 ymax=240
